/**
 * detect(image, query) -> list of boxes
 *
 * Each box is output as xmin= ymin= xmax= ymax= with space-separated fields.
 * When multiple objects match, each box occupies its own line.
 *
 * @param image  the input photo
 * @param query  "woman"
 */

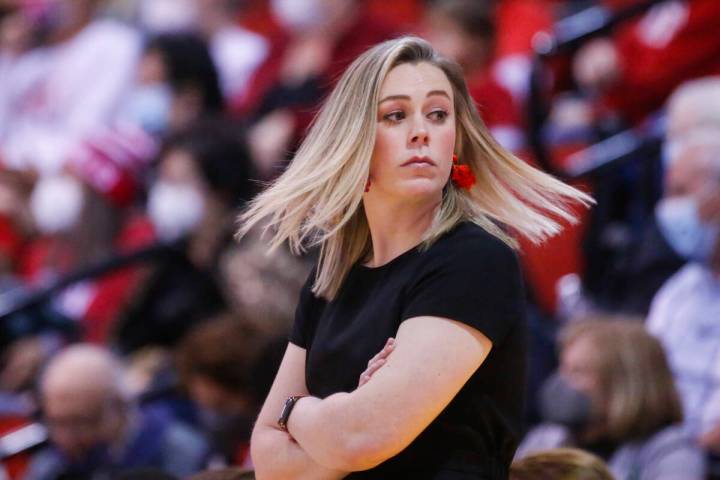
xmin=516 ymin=320 xmax=706 ymax=479
xmin=238 ymin=36 xmax=591 ymax=479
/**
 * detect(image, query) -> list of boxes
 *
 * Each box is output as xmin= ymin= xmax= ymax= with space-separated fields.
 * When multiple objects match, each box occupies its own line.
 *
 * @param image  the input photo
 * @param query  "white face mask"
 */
xmin=121 ymin=83 xmax=173 ymax=135
xmin=270 ymin=0 xmax=326 ymax=31
xmin=655 ymin=196 xmax=720 ymax=264
xmin=30 ymin=175 xmax=85 ymax=235
xmin=148 ymin=181 xmax=205 ymax=242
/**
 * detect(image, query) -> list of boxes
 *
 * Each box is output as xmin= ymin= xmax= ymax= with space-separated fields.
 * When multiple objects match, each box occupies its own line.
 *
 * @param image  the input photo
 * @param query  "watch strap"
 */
xmin=277 ymin=395 xmax=305 ymax=432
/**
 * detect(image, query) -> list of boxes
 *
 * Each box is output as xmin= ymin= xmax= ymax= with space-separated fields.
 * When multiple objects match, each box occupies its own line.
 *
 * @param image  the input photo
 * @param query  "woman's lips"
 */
xmin=401 ymin=156 xmax=436 ymax=167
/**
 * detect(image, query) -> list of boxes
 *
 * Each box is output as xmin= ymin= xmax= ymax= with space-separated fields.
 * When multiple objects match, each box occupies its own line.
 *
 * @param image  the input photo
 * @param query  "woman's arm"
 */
xmin=250 ymin=342 xmax=348 ymax=480
xmin=286 ymin=315 xmax=493 ymax=471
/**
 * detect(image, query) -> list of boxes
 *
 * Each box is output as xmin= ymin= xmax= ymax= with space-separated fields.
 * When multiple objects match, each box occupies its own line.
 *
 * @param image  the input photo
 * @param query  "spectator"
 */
xmin=176 ymin=317 xmax=279 ymax=467
xmin=516 ymin=320 xmax=706 ymax=479
xmin=25 ymin=344 xmax=208 ymax=479
xmin=18 ymin=127 xmax=156 ymax=343
xmin=572 ymin=0 xmax=720 ymax=124
xmin=421 ymin=0 xmax=523 ymax=152
xmin=0 ymin=0 xmax=141 ymax=175
xmin=194 ymin=0 xmax=269 ymax=100
xmin=510 ymin=447 xmax=615 ymax=480
xmin=579 ymin=78 xmax=720 ymax=315
xmin=114 ymin=119 xmax=255 ymax=353
xmin=664 ymin=76 xmax=720 ymax=165
xmin=646 ymin=133 xmax=720 ymax=447
xmin=232 ymin=0 xmax=397 ymax=178
xmin=120 ymin=32 xmax=223 ymax=137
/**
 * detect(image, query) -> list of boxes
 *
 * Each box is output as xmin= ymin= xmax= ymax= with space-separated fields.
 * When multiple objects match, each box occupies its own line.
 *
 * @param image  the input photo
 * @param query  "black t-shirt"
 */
xmin=290 ymin=222 xmax=527 ymax=479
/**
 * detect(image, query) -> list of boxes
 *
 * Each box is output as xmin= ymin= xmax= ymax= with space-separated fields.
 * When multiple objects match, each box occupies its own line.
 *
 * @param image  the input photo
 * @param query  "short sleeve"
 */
xmin=288 ymin=268 xmax=318 ymax=349
xmin=401 ymin=232 xmax=525 ymax=345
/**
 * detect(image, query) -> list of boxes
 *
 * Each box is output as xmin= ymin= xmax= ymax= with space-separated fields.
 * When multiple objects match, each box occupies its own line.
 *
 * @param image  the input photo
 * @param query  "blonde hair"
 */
xmin=560 ymin=320 xmax=683 ymax=441
xmin=237 ymin=36 xmax=593 ymax=299
xmin=510 ymin=448 xmax=615 ymax=480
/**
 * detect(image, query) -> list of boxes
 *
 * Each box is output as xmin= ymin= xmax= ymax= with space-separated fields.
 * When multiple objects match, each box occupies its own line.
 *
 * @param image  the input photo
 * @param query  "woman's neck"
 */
xmin=363 ymin=195 xmax=440 ymax=267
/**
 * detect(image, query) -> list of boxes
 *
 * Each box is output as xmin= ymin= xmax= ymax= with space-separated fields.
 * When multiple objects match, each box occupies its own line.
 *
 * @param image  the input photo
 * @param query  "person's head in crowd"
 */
xmin=28 ymin=128 xmax=154 ymax=267
xmin=187 ymin=467 xmax=255 ymax=480
xmin=125 ymin=32 xmax=223 ymax=135
xmin=270 ymin=0 xmax=359 ymax=35
xmin=655 ymin=133 xmax=720 ymax=269
xmin=510 ymin=447 xmax=615 ymax=480
xmin=421 ymin=0 xmax=496 ymax=75
xmin=176 ymin=317 xmax=262 ymax=415
xmin=40 ymin=344 xmax=131 ymax=464
xmin=147 ymin=119 xmax=255 ymax=261
xmin=540 ymin=320 xmax=682 ymax=444
xmin=175 ymin=316 xmax=271 ymax=458
xmin=664 ymin=77 xmax=720 ymax=166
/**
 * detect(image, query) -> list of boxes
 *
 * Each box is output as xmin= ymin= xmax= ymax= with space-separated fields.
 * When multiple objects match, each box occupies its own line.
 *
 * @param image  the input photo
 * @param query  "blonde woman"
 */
xmin=516 ymin=320 xmax=706 ymax=479
xmin=239 ymin=36 xmax=591 ymax=479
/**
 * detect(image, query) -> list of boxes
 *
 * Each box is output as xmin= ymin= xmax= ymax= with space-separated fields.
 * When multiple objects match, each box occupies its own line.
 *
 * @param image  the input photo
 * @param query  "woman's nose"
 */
xmin=409 ymin=119 xmax=429 ymax=146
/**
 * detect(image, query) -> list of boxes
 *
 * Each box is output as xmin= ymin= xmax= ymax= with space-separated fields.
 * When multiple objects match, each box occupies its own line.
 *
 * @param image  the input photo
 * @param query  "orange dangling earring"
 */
xmin=451 ymin=153 xmax=476 ymax=190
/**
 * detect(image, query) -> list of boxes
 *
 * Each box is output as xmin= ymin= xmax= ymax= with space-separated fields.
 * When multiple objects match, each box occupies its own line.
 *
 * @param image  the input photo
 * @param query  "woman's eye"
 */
xmin=428 ymin=109 xmax=448 ymax=121
xmin=382 ymin=111 xmax=405 ymax=123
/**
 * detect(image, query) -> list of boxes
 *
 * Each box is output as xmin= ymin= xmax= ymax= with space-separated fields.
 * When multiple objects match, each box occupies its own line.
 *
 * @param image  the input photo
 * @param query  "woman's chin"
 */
xmin=395 ymin=178 xmax=444 ymax=198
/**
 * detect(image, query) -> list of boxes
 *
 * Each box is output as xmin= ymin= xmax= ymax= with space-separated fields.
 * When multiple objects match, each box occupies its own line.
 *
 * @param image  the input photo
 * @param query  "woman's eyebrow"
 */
xmin=378 ymin=90 xmax=451 ymax=105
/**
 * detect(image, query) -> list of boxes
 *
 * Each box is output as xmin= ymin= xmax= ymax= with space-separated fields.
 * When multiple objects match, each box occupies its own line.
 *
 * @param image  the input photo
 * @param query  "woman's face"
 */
xmin=560 ymin=335 xmax=601 ymax=400
xmin=368 ymin=62 xmax=456 ymax=201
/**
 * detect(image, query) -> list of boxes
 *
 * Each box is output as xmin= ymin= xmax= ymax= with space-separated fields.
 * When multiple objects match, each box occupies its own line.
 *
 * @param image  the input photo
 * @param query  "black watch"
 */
xmin=277 ymin=395 xmax=305 ymax=432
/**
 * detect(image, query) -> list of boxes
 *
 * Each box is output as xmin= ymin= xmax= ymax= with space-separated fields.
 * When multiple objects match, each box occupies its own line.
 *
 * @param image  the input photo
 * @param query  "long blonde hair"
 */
xmin=237 ymin=36 xmax=593 ymax=299
xmin=560 ymin=320 xmax=683 ymax=441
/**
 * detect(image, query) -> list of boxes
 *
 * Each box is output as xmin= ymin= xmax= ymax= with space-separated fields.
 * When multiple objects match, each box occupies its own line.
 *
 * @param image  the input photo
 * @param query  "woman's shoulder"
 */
xmin=429 ymin=221 xmax=518 ymax=264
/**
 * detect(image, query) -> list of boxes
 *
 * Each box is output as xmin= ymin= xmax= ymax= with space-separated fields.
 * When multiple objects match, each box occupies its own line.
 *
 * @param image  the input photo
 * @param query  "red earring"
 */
xmin=365 ymin=179 xmax=371 ymax=192
xmin=451 ymin=154 xmax=476 ymax=190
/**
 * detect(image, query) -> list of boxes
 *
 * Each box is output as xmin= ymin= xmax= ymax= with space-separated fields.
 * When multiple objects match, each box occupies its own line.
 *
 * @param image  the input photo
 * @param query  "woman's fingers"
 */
xmin=359 ymin=338 xmax=396 ymax=386
xmin=359 ymin=359 xmax=386 ymax=387
xmin=367 ymin=339 xmax=395 ymax=367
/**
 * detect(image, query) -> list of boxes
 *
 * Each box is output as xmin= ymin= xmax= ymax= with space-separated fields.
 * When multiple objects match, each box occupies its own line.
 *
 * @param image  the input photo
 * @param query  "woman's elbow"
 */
xmin=336 ymin=431 xmax=402 ymax=471
xmin=249 ymin=425 xmax=280 ymax=477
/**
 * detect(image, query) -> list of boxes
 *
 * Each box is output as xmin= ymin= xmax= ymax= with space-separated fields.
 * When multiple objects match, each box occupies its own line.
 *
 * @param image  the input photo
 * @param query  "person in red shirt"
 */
xmin=573 ymin=0 xmax=720 ymax=124
xmin=230 ymin=0 xmax=398 ymax=179
xmin=420 ymin=0 xmax=524 ymax=153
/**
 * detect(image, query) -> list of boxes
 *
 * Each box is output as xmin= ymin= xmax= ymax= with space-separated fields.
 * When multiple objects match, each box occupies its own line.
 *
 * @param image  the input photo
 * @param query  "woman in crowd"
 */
xmin=516 ymin=319 xmax=706 ymax=479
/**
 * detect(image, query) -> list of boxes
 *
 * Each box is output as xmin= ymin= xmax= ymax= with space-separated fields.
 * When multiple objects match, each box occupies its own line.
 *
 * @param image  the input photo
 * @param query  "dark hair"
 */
xmin=162 ymin=118 xmax=257 ymax=205
xmin=145 ymin=32 xmax=224 ymax=112
xmin=175 ymin=317 xmax=266 ymax=402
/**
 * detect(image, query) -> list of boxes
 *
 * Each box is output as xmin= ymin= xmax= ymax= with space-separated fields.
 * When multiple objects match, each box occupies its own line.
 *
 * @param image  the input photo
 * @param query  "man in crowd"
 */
xmin=25 ymin=344 xmax=208 ymax=479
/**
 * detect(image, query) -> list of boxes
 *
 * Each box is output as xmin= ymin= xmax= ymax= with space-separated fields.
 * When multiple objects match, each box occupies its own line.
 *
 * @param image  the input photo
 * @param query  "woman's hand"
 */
xmin=358 ymin=337 xmax=395 ymax=387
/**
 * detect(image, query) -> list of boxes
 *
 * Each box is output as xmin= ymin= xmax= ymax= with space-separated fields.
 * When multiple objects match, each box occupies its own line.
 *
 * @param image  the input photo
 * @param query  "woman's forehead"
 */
xmin=380 ymin=62 xmax=453 ymax=100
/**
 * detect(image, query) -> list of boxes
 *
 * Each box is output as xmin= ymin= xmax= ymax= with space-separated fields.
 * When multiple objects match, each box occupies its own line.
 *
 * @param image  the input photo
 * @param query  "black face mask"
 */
xmin=539 ymin=372 xmax=594 ymax=431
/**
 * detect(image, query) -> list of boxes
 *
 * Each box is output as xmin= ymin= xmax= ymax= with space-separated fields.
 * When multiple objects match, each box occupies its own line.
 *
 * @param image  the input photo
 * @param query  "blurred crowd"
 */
xmin=0 ymin=0 xmax=718 ymax=478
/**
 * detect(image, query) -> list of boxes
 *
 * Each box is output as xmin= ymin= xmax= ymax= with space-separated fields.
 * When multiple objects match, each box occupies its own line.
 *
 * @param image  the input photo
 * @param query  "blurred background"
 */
xmin=0 ymin=0 xmax=718 ymax=478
